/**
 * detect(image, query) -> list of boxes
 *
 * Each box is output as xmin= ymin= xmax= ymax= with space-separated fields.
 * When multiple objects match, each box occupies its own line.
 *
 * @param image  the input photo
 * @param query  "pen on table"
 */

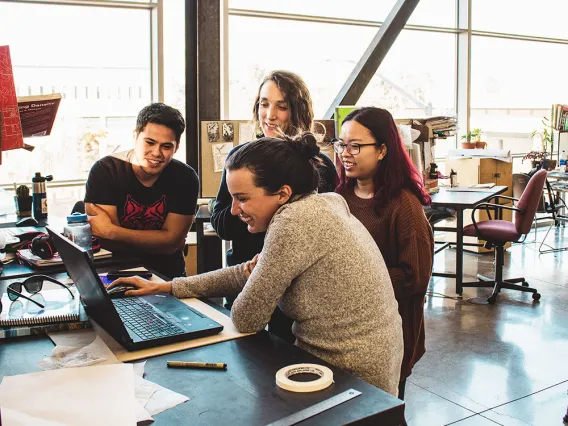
xmin=167 ymin=361 xmax=227 ymax=370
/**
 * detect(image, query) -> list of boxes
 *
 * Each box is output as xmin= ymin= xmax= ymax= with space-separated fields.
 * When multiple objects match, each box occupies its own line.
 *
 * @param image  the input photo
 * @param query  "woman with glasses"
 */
xmin=210 ymin=70 xmax=337 ymax=342
xmin=110 ymin=133 xmax=403 ymax=396
xmin=335 ymin=107 xmax=434 ymax=400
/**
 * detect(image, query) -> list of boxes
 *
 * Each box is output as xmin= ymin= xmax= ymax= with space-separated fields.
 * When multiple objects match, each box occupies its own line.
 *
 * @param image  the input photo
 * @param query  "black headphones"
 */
xmin=30 ymin=233 xmax=56 ymax=259
xmin=30 ymin=234 xmax=100 ymax=259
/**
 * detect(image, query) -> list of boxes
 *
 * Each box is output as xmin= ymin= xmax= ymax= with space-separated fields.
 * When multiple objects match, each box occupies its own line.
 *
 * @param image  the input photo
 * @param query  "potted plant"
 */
xmin=531 ymin=115 xmax=556 ymax=170
xmin=471 ymin=128 xmax=487 ymax=148
xmin=461 ymin=132 xmax=476 ymax=149
xmin=522 ymin=150 xmax=547 ymax=169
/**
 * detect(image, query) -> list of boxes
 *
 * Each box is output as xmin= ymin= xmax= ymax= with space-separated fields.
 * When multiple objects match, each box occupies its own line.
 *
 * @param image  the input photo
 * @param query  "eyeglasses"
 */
xmin=6 ymin=275 xmax=73 ymax=302
xmin=333 ymin=141 xmax=377 ymax=155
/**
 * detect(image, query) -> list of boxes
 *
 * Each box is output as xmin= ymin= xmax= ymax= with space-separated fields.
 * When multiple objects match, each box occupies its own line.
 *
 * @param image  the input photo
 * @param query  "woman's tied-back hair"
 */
xmin=226 ymin=132 xmax=320 ymax=195
xmin=337 ymin=107 xmax=431 ymax=210
xmin=252 ymin=70 xmax=314 ymax=137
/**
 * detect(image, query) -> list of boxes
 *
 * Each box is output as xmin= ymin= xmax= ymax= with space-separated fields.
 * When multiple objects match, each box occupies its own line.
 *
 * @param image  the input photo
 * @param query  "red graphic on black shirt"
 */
xmin=121 ymin=195 xmax=166 ymax=230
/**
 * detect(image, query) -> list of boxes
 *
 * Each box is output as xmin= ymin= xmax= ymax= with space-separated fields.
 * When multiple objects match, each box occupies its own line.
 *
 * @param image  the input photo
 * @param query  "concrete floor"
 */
xmin=404 ymin=225 xmax=568 ymax=425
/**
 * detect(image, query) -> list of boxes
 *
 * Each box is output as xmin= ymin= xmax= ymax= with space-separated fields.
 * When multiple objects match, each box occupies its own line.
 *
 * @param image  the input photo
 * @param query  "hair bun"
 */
xmin=288 ymin=131 xmax=320 ymax=159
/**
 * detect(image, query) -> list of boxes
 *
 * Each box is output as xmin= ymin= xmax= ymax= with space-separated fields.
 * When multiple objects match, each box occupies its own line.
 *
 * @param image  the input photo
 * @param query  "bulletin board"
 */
xmin=200 ymin=120 xmax=256 ymax=198
xmin=199 ymin=119 xmax=337 ymax=198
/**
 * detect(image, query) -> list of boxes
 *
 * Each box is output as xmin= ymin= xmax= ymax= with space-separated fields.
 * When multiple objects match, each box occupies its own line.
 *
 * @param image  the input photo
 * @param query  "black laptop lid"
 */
xmin=47 ymin=227 xmax=132 ymax=345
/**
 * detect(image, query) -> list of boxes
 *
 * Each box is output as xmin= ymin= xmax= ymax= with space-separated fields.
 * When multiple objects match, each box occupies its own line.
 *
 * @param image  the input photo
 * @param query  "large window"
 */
xmin=229 ymin=0 xmax=456 ymax=28
xmin=358 ymin=30 xmax=456 ymax=117
xmin=228 ymin=20 xmax=456 ymax=123
xmin=0 ymin=2 xmax=153 ymax=185
xmin=228 ymin=4 xmax=457 ymax=157
xmin=470 ymin=36 xmax=568 ymax=157
xmin=163 ymin=0 xmax=187 ymax=163
xmin=473 ymin=0 xmax=568 ymax=39
xmin=227 ymin=0 xmax=568 ymax=167
xmin=228 ymin=16 xmax=377 ymax=120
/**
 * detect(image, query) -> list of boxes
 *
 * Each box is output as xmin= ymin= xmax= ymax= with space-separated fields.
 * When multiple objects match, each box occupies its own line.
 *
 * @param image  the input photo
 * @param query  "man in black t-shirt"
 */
xmin=84 ymin=103 xmax=199 ymax=278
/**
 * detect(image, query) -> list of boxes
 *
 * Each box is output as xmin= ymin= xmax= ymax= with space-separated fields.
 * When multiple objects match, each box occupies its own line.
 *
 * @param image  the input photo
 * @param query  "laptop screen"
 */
xmin=47 ymin=227 xmax=118 ymax=316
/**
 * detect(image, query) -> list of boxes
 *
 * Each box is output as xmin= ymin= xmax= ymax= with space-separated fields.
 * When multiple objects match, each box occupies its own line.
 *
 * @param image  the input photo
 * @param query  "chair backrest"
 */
xmin=512 ymin=173 xmax=545 ymax=212
xmin=514 ymin=169 xmax=547 ymax=235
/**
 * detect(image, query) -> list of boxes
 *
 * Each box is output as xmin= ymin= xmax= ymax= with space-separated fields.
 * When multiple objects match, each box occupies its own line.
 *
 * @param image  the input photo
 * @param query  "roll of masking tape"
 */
xmin=275 ymin=363 xmax=334 ymax=392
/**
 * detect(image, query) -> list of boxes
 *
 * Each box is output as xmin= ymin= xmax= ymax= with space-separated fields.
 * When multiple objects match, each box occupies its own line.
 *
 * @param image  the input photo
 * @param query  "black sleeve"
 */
xmin=169 ymin=165 xmax=200 ymax=215
xmin=210 ymin=167 xmax=250 ymax=241
xmin=84 ymin=159 xmax=117 ymax=206
xmin=316 ymin=152 xmax=338 ymax=193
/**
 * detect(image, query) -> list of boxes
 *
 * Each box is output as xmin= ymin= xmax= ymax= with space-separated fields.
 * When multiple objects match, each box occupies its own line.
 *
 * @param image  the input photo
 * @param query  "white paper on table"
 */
xmin=38 ymin=336 xmax=120 ymax=370
xmin=49 ymin=327 xmax=124 ymax=353
xmin=141 ymin=377 xmax=189 ymax=416
xmin=447 ymin=148 xmax=512 ymax=162
xmin=46 ymin=333 xmax=153 ymax=422
xmin=47 ymin=330 xmax=186 ymax=419
xmin=211 ymin=142 xmax=233 ymax=172
xmin=132 ymin=361 xmax=147 ymax=378
xmin=0 ymin=364 xmax=137 ymax=426
xmin=48 ymin=328 xmax=98 ymax=348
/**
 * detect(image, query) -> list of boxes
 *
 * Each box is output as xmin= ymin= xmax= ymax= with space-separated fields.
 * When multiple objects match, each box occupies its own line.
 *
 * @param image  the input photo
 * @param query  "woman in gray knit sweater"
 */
xmin=110 ymin=133 xmax=404 ymax=396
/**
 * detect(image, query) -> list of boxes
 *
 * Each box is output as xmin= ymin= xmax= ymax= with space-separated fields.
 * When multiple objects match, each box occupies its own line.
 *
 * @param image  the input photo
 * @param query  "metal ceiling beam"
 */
xmin=324 ymin=0 xmax=420 ymax=119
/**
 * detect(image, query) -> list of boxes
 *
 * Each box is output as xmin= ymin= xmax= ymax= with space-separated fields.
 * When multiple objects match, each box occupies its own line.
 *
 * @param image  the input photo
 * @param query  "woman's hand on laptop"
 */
xmin=107 ymin=276 xmax=173 ymax=296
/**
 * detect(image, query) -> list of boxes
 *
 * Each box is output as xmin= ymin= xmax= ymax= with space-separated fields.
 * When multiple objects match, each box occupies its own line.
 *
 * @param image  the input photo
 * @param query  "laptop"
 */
xmin=47 ymin=227 xmax=223 ymax=351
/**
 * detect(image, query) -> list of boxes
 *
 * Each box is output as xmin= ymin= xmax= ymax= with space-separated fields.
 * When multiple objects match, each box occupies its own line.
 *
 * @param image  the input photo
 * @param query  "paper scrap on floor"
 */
xmin=0 ymin=364 xmax=137 ymax=426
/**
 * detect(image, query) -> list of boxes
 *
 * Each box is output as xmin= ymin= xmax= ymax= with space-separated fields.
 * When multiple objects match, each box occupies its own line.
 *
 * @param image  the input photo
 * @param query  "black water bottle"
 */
xmin=32 ymin=172 xmax=53 ymax=220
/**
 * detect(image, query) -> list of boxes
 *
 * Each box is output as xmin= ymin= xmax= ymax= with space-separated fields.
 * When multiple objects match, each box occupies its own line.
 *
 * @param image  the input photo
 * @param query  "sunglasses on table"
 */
xmin=4 ymin=274 xmax=73 ymax=304
xmin=1 ymin=287 xmax=46 ymax=312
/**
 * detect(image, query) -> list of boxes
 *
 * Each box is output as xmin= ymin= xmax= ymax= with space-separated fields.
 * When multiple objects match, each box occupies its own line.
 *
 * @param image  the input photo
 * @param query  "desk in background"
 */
xmin=431 ymin=186 xmax=508 ymax=295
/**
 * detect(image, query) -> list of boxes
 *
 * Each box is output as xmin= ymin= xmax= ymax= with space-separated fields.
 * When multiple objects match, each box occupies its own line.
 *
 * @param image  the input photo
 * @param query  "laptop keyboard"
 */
xmin=113 ymin=298 xmax=185 ymax=341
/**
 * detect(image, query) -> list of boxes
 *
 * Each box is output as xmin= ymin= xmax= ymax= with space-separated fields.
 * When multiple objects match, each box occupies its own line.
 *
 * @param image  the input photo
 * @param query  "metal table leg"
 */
xmin=456 ymin=208 xmax=464 ymax=296
xmin=196 ymin=221 xmax=205 ymax=274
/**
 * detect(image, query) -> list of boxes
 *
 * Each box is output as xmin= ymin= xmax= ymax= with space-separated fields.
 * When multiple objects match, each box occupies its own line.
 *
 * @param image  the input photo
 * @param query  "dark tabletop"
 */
xmin=430 ymin=186 xmax=508 ymax=209
xmin=0 ymin=331 xmax=405 ymax=425
xmin=547 ymin=171 xmax=568 ymax=180
xmin=0 ymin=252 xmax=144 ymax=281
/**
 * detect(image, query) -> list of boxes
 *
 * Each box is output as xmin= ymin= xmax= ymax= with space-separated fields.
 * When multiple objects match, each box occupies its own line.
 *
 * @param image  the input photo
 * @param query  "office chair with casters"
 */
xmin=512 ymin=173 xmax=546 ymax=240
xmin=462 ymin=169 xmax=547 ymax=304
xmin=513 ymin=173 xmax=563 ymax=246
xmin=538 ymin=180 xmax=568 ymax=254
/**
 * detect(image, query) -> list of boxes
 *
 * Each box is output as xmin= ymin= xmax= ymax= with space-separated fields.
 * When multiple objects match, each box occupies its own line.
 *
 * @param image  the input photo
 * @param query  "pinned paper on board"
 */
xmin=222 ymin=122 xmax=234 ymax=142
xmin=207 ymin=122 xmax=220 ymax=142
xmin=212 ymin=143 xmax=233 ymax=172
xmin=238 ymin=122 xmax=256 ymax=144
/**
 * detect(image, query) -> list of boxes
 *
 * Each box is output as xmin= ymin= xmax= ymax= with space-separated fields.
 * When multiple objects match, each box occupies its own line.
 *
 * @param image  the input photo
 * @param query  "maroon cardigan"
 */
xmin=337 ymin=187 xmax=434 ymax=379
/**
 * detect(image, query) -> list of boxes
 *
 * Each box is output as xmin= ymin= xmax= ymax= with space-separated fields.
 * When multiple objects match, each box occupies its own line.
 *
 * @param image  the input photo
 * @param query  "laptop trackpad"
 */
xmin=142 ymin=294 xmax=205 ymax=326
